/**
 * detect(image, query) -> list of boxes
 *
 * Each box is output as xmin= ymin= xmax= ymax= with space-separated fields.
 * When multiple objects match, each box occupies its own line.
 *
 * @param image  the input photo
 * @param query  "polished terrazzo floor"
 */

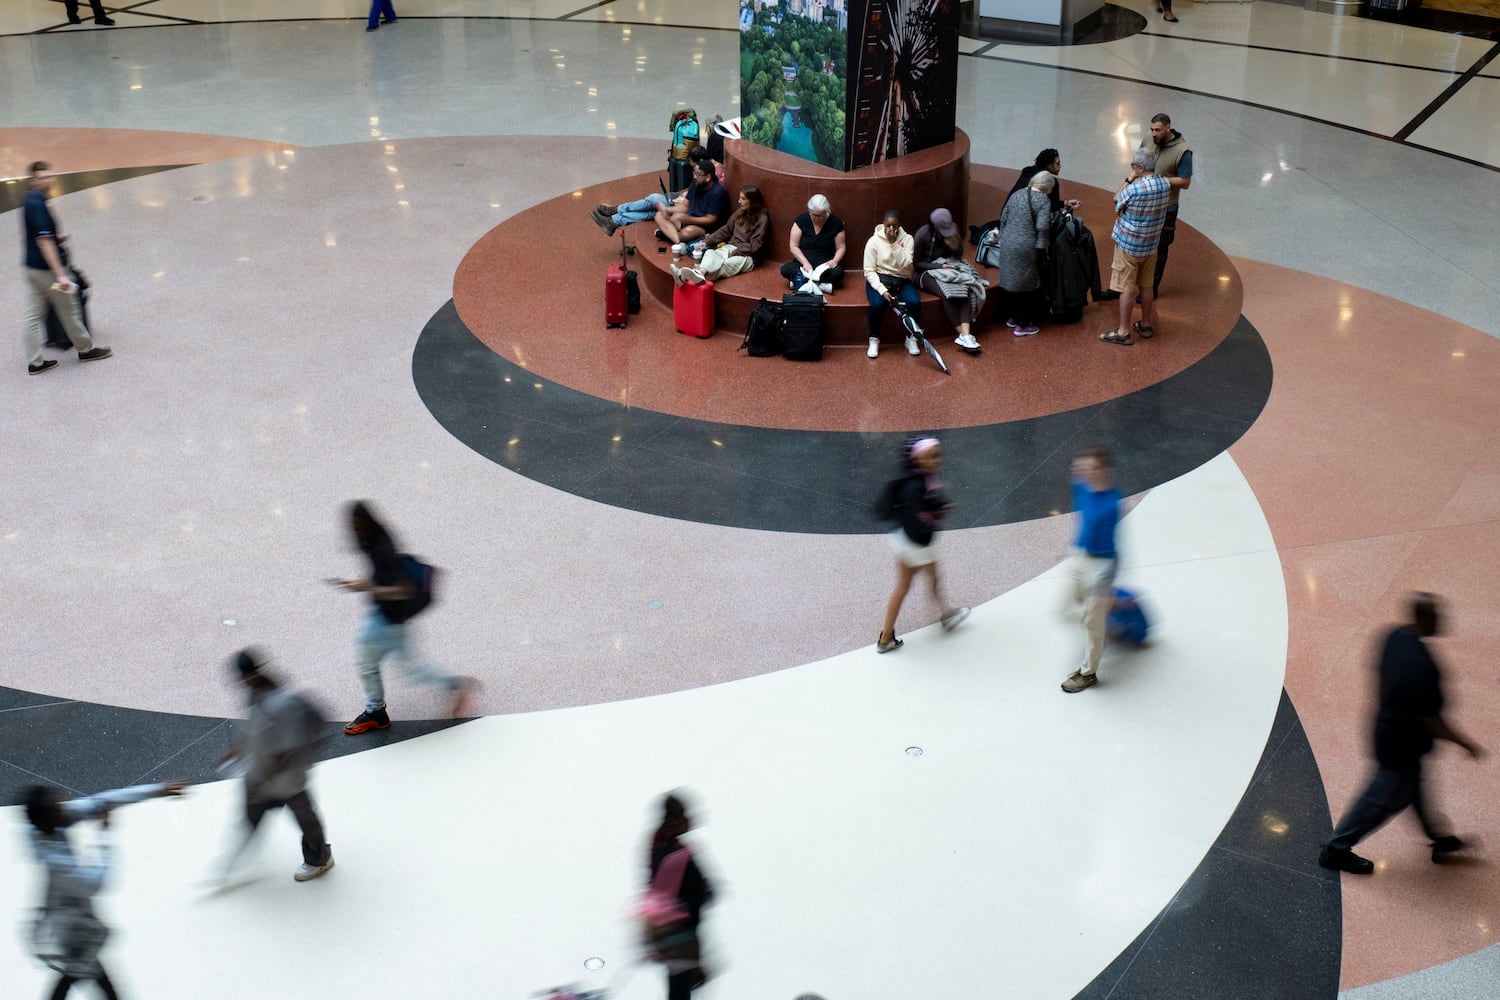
xmin=2 ymin=2 xmax=1499 ymax=998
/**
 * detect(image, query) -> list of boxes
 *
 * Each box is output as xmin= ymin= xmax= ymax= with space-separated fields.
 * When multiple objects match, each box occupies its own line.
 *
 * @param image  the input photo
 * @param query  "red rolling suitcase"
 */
xmin=673 ymin=279 xmax=715 ymax=337
xmin=606 ymin=262 xmax=628 ymax=328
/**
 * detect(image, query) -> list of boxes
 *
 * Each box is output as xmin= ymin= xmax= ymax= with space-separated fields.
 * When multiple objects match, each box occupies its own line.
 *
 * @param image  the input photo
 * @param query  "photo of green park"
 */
xmin=738 ymin=0 xmax=849 ymax=170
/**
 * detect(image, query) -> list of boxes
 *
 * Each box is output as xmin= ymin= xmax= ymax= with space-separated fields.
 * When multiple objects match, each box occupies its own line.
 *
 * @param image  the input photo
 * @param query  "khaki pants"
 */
xmin=698 ymin=247 xmax=755 ymax=280
xmin=1063 ymin=551 xmax=1116 ymax=676
xmin=22 ymin=267 xmax=93 ymax=366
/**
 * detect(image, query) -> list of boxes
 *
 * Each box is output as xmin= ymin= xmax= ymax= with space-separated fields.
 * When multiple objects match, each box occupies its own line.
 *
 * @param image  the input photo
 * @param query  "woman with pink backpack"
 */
xmin=638 ymin=792 xmax=714 ymax=999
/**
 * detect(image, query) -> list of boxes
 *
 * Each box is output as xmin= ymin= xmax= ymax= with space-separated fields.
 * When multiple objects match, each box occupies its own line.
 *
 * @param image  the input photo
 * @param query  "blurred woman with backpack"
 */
xmin=332 ymin=500 xmax=477 ymax=734
xmin=875 ymin=437 xmax=970 ymax=653
xmin=640 ymin=792 xmax=715 ymax=1000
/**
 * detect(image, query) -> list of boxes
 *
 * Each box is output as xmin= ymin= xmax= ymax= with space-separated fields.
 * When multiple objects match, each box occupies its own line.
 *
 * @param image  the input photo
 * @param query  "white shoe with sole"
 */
xmin=294 ymin=857 xmax=335 ymax=882
xmin=904 ymin=335 xmax=920 ymax=356
xmin=867 ymin=337 xmax=879 ymax=358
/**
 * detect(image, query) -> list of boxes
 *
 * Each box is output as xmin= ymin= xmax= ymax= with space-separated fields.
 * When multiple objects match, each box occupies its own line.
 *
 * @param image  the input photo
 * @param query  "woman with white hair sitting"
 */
xmin=991 ymin=170 xmax=1056 ymax=337
xmin=780 ymin=194 xmax=847 ymax=293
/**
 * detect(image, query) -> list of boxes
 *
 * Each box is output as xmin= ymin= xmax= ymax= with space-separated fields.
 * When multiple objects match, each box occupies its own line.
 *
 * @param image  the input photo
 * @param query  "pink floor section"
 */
xmin=0 ymin=127 xmax=293 ymax=178
xmin=453 ymin=170 xmax=1243 ymax=432
xmin=1229 ymin=257 xmax=1500 ymax=988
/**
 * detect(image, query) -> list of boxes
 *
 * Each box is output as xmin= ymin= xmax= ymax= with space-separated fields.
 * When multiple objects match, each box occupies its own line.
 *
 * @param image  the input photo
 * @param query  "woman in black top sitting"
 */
xmin=780 ymin=193 xmax=847 ymax=292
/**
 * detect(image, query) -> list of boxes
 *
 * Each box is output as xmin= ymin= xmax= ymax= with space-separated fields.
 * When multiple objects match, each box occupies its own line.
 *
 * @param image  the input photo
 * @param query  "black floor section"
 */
xmin=413 ymin=300 xmax=1272 ymax=534
xmin=1073 ymin=690 xmax=1342 ymax=1000
xmin=0 ymin=165 xmax=187 ymax=214
xmin=0 ymin=683 xmax=466 ymax=807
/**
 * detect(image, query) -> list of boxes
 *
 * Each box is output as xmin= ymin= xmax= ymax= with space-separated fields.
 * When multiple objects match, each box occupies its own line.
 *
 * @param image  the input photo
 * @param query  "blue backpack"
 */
xmin=1107 ymin=587 xmax=1149 ymax=646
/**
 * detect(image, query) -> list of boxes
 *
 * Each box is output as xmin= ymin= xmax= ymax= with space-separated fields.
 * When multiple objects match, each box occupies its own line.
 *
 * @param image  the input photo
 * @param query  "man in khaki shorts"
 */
xmin=1100 ymin=148 xmax=1171 ymax=346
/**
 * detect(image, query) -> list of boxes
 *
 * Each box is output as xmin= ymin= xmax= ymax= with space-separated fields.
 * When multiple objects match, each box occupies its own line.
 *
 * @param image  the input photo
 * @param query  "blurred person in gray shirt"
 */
xmin=215 ymin=648 xmax=335 ymax=884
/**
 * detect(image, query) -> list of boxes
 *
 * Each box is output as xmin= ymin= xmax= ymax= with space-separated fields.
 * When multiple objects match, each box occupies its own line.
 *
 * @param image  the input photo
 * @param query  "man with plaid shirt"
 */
xmin=1100 ymin=148 xmax=1171 ymax=346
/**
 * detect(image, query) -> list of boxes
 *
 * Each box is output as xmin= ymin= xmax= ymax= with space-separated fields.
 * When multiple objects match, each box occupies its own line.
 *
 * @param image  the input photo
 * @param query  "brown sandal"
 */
xmin=1100 ymin=330 xmax=1133 ymax=346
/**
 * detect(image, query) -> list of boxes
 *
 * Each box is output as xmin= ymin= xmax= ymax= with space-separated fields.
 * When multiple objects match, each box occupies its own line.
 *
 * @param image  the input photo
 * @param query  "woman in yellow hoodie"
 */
xmin=863 ymin=209 xmax=921 ymax=359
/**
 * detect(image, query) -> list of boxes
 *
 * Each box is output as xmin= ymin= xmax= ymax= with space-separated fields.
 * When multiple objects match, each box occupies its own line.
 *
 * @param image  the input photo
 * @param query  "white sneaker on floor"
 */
xmin=294 ymin=857 xmax=335 ymax=882
xmin=867 ymin=337 xmax=879 ymax=358
xmin=904 ymin=334 xmax=920 ymax=356
xmin=941 ymin=606 xmax=971 ymax=631
xmin=955 ymin=333 xmax=980 ymax=350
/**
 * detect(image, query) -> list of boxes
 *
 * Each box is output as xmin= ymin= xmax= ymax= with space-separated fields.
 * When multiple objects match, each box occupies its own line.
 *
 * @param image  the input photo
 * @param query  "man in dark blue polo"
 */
xmin=21 ymin=162 xmax=111 ymax=375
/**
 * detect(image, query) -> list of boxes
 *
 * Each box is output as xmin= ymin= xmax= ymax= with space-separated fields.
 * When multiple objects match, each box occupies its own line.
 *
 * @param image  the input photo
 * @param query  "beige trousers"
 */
xmin=22 ymin=267 xmax=93 ymax=366
xmin=698 ymin=247 xmax=755 ymax=280
xmin=1064 ymin=551 xmax=1117 ymax=676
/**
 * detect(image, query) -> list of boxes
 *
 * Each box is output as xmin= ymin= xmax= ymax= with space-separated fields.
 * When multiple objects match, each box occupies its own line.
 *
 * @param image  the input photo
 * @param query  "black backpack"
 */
xmin=740 ymin=298 xmax=783 ymax=357
xmin=872 ymin=476 xmax=910 ymax=521
xmin=398 ymin=554 xmax=438 ymax=618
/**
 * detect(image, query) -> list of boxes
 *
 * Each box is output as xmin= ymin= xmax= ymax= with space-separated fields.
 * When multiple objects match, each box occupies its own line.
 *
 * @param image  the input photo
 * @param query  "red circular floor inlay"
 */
xmin=453 ymin=166 xmax=1242 ymax=432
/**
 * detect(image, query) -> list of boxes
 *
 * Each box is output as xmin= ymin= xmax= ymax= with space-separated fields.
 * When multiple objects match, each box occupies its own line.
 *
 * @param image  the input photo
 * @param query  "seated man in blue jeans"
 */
xmin=591 ymin=160 xmax=730 ymax=246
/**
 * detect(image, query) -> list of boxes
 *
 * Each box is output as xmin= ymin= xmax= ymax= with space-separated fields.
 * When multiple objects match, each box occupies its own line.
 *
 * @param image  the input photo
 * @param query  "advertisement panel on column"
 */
xmin=845 ymin=0 xmax=961 ymax=169
xmin=739 ymin=0 xmax=851 ymax=170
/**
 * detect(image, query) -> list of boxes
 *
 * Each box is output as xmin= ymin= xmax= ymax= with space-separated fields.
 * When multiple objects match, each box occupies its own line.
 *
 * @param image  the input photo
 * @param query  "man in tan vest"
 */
xmin=1145 ymin=113 xmax=1193 ymax=296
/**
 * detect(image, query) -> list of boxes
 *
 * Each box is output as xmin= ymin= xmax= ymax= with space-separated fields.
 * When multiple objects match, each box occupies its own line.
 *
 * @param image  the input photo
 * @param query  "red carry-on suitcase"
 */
xmin=606 ymin=233 xmax=636 ymax=328
xmin=673 ymin=279 xmax=715 ymax=337
xmin=606 ymin=262 xmax=628 ymax=328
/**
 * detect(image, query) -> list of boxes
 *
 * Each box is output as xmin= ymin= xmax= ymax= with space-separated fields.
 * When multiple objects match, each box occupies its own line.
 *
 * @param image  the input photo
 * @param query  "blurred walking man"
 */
xmin=20 ymin=162 xmax=111 ymax=375
xmin=217 ymin=648 xmax=335 ymax=883
xmin=1319 ymin=594 xmax=1485 ymax=874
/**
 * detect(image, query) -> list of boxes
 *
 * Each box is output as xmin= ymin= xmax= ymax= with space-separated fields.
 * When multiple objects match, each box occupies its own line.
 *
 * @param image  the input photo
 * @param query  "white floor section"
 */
xmin=1 ymin=453 xmax=1288 ymax=999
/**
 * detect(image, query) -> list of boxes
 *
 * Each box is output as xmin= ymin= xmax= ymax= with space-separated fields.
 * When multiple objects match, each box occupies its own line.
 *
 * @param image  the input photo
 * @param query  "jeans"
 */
xmin=1327 ymin=764 xmax=1450 ymax=850
xmin=357 ymin=609 xmax=457 ymax=712
xmin=245 ymin=790 xmax=332 ymax=867
xmin=865 ymin=275 xmax=920 ymax=339
xmin=613 ymin=194 xmax=670 ymax=226
xmin=367 ymin=0 xmax=397 ymax=27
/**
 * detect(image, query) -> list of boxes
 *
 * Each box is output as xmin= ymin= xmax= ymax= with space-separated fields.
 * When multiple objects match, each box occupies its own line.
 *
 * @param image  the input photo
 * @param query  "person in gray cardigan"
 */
xmin=992 ymin=171 xmax=1056 ymax=337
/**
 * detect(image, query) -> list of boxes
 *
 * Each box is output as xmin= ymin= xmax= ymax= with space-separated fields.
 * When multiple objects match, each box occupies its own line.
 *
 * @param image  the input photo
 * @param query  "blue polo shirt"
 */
xmin=1072 ymin=481 xmax=1121 ymax=558
xmin=22 ymin=189 xmax=56 ymax=271
xmin=687 ymin=180 xmax=731 ymax=229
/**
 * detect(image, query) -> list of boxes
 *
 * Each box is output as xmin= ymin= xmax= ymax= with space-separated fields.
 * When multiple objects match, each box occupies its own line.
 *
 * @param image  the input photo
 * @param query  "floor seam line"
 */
xmin=127 ymin=719 xmax=231 ymax=786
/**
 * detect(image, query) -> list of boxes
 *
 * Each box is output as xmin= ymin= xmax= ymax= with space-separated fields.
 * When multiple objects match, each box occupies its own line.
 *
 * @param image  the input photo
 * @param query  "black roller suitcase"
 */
xmin=780 ymin=293 xmax=824 ymax=361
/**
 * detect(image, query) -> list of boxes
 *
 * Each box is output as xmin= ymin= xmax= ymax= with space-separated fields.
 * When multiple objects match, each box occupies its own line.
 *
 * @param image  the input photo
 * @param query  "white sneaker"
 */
xmin=905 ymin=334 xmax=920 ymax=356
xmin=941 ymin=606 xmax=971 ymax=631
xmin=955 ymin=333 xmax=980 ymax=350
xmin=867 ymin=337 xmax=879 ymax=358
xmin=670 ymin=264 xmax=686 ymax=287
xmin=294 ymin=857 xmax=335 ymax=882
xmin=686 ymin=268 xmax=707 ymax=285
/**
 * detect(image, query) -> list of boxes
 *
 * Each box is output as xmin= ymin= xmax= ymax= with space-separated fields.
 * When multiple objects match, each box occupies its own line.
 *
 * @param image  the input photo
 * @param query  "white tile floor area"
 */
xmin=0 ymin=455 xmax=1289 ymax=999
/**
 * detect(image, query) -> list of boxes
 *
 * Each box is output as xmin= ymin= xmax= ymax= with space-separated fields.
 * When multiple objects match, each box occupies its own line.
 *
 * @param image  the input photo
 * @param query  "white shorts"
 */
xmin=888 ymin=527 xmax=939 ymax=567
